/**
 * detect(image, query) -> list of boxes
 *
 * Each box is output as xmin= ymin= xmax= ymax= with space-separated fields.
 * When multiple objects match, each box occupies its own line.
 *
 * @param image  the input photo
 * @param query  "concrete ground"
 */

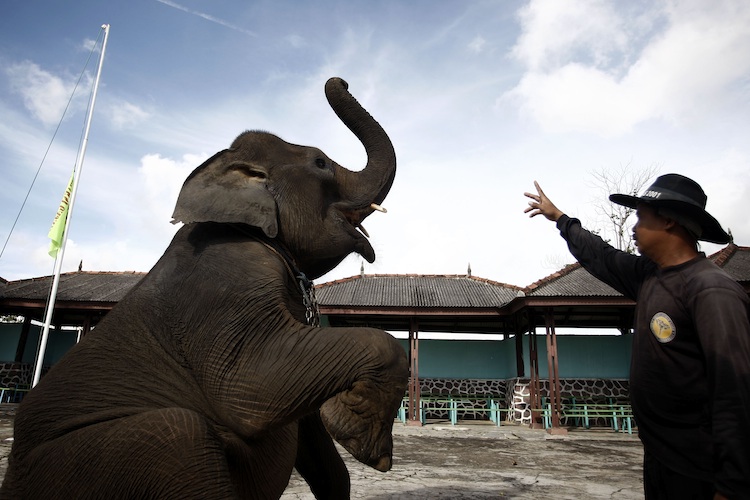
xmin=283 ymin=420 xmax=644 ymax=499
xmin=0 ymin=405 xmax=17 ymax=489
xmin=0 ymin=405 xmax=644 ymax=499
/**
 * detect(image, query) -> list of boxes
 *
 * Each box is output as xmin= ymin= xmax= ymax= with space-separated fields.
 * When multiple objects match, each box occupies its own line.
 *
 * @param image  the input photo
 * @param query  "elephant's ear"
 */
xmin=171 ymin=149 xmax=278 ymax=237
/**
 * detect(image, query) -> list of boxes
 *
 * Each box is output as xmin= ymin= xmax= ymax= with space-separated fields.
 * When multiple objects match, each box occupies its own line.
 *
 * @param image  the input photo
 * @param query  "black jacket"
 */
xmin=557 ymin=214 xmax=750 ymax=497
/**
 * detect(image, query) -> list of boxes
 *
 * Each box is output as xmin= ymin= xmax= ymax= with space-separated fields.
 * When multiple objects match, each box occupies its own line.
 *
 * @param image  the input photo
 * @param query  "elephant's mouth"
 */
xmin=337 ymin=203 xmax=387 ymax=262
xmin=341 ymin=203 xmax=386 ymax=237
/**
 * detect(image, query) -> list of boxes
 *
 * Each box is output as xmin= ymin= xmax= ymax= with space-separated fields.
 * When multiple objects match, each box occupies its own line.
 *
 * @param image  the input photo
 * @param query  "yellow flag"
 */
xmin=48 ymin=172 xmax=75 ymax=258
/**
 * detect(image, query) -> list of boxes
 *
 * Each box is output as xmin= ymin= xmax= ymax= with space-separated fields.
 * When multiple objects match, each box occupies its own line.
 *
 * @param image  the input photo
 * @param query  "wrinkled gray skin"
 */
xmin=1 ymin=78 xmax=409 ymax=500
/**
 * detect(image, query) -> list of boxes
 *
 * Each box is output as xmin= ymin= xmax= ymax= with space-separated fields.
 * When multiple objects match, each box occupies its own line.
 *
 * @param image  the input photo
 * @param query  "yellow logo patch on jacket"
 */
xmin=650 ymin=312 xmax=676 ymax=343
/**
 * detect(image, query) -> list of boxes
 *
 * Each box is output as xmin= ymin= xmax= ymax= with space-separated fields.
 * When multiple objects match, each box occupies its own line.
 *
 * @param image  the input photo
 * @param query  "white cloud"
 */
xmin=2 ymin=0 xmax=749 ymax=289
xmin=285 ymin=34 xmax=306 ymax=49
xmin=505 ymin=0 xmax=750 ymax=136
xmin=13 ymin=152 xmax=207 ymax=278
xmin=81 ymin=38 xmax=98 ymax=53
xmin=137 ymin=152 xmax=208 ymax=228
xmin=109 ymin=101 xmax=152 ymax=130
xmin=468 ymin=36 xmax=486 ymax=54
xmin=686 ymin=148 xmax=750 ymax=247
xmin=625 ymin=1 xmax=750 ymax=122
xmin=507 ymin=64 xmax=645 ymax=136
xmin=512 ymin=0 xmax=630 ymax=72
xmin=6 ymin=61 xmax=89 ymax=127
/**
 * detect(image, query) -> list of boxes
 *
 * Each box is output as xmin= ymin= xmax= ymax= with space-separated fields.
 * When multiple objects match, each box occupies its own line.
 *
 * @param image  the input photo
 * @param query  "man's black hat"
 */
xmin=609 ymin=173 xmax=730 ymax=244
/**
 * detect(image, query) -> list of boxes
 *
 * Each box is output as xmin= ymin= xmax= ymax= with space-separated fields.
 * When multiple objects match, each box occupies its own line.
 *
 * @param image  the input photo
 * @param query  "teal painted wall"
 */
xmin=1 ymin=323 xmax=632 ymax=378
xmin=397 ymin=339 xmax=517 ymax=379
xmin=527 ymin=334 xmax=632 ymax=379
xmin=0 ymin=324 xmax=20 ymax=362
xmin=0 ymin=323 xmax=78 ymax=366
xmin=398 ymin=334 xmax=632 ymax=379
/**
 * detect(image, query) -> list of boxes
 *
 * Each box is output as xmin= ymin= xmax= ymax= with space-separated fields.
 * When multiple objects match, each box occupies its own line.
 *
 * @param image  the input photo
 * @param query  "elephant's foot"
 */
xmin=319 ymin=380 xmax=400 ymax=472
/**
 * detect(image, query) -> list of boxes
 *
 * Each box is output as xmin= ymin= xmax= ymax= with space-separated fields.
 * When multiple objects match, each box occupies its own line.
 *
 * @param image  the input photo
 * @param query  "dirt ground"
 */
xmin=0 ymin=405 xmax=644 ymax=499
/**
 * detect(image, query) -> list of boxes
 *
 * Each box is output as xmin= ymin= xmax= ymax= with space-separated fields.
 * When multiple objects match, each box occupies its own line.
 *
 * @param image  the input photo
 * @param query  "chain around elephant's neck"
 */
xmin=228 ymin=224 xmax=320 ymax=327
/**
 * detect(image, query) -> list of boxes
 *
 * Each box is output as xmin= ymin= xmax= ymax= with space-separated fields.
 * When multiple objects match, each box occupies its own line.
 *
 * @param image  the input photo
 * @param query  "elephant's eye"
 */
xmin=229 ymin=163 xmax=267 ymax=180
xmin=315 ymin=158 xmax=327 ymax=169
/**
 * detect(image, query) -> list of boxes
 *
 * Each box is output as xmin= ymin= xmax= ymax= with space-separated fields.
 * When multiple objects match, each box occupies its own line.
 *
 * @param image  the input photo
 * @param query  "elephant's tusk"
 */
xmin=370 ymin=203 xmax=387 ymax=213
xmin=357 ymin=223 xmax=370 ymax=238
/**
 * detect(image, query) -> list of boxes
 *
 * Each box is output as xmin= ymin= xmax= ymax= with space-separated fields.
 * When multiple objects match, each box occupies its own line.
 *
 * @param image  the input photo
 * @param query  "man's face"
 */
xmin=632 ymin=203 xmax=667 ymax=258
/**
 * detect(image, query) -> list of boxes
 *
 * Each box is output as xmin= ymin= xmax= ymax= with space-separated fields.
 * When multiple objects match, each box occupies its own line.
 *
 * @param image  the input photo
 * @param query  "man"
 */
xmin=524 ymin=174 xmax=750 ymax=499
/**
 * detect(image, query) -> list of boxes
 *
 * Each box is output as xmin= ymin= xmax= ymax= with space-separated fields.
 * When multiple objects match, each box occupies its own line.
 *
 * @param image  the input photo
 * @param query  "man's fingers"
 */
xmin=535 ymin=181 xmax=549 ymax=200
xmin=526 ymin=181 xmax=562 ymax=222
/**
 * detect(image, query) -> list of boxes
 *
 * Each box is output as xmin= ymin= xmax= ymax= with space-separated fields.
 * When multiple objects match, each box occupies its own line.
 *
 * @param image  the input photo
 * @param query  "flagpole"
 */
xmin=33 ymin=24 xmax=110 ymax=388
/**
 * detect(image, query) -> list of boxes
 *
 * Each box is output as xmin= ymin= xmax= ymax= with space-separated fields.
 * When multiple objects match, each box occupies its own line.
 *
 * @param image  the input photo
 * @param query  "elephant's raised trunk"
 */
xmin=325 ymin=78 xmax=396 ymax=208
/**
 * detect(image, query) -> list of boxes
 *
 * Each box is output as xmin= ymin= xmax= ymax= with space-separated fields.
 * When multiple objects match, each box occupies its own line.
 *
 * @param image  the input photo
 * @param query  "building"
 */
xmin=1 ymin=244 xmax=748 ymax=427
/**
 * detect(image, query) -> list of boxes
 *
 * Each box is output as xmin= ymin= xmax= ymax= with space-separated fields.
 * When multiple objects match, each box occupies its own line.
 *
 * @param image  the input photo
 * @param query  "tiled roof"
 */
xmin=709 ymin=244 xmax=750 ymax=282
xmin=316 ymin=274 xmax=522 ymax=309
xmin=524 ymin=244 xmax=750 ymax=297
xmin=0 ymin=271 xmax=146 ymax=303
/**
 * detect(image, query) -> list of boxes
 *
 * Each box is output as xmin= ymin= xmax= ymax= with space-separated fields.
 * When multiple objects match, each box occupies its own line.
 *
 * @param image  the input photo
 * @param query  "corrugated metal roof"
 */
xmin=0 ymin=245 xmax=747 ymax=309
xmin=525 ymin=264 xmax=623 ymax=297
xmin=0 ymin=271 xmax=146 ymax=303
xmin=316 ymin=274 xmax=522 ymax=308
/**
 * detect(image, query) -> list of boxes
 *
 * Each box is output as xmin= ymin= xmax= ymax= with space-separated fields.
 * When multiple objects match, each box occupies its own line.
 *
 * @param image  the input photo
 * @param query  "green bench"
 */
xmin=0 ymin=383 xmax=30 ymax=403
xmin=398 ymin=395 xmax=508 ymax=426
xmin=538 ymin=398 xmax=635 ymax=434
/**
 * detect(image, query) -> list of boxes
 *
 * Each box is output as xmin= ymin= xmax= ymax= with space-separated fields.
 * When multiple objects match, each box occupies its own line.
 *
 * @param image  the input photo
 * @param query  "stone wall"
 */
xmin=0 ymin=366 xmax=629 ymax=428
xmin=506 ymin=378 xmax=630 ymax=425
xmin=417 ymin=377 xmax=629 ymax=425
xmin=0 ymin=362 xmax=31 ymax=388
xmin=417 ymin=378 xmax=507 ymax=420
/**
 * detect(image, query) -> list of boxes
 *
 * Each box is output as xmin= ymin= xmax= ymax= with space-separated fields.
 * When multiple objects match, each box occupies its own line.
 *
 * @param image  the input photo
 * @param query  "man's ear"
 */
xmin=171 ymin=150 xmax=278 ymax=237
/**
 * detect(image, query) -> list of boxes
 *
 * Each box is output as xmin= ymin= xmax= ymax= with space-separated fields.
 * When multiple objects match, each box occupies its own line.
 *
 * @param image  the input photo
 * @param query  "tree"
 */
xmin=588 ymin=164 xmax=660 ymax=254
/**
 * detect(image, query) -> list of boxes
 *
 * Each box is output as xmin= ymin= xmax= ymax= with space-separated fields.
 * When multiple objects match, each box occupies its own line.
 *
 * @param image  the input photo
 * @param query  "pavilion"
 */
xmin=1 ymin=244 xmax=748 ymax=430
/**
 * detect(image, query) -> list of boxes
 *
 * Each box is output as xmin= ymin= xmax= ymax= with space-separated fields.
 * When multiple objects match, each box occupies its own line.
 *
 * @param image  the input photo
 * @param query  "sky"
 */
xmin=1 ymin=0 xmax=749 ymax=291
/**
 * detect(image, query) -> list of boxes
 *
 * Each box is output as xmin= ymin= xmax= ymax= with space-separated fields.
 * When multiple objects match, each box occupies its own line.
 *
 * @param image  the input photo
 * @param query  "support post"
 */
xmin=528 ymin=316 xmax=544 ymax=429
xmin=545 ymin=308 xmax=567 ymax=435
xmin=514 ymin=314 xmax=525 ymax=377
xmin=81 ymin=315 xmax=92 ymax=338
xmin=407 ymin=318 xmax=422 ymax=426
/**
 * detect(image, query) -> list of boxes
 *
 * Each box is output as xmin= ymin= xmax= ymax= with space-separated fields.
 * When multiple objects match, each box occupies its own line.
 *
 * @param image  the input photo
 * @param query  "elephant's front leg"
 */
xmin=310 ymin=329 xmax=408 ymax=472
xmin=319 ymin=375 xmax=402 ymax=472
xmin=208 ymin=325 xmax=408 ymax=473
xmin=295 ymin=411 xmax=350 ymax=499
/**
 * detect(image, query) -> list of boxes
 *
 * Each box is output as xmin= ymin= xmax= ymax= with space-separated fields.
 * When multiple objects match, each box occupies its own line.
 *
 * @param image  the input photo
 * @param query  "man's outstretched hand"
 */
xmin=524 ymin=181 xmax=564 ymax=222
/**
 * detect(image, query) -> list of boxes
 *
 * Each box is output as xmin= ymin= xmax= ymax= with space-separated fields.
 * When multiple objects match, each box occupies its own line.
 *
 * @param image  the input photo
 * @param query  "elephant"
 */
xmin=1 ymin=77 xmax=409 ymax=499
